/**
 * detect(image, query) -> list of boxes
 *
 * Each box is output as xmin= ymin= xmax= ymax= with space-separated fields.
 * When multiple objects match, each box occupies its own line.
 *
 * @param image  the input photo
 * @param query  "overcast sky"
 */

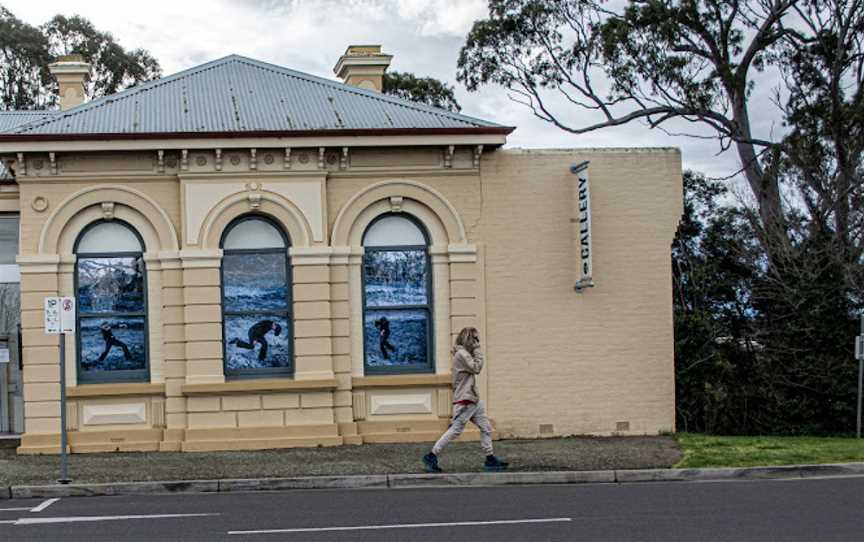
xmin=3 ymin=0 xmax=769 ymax=180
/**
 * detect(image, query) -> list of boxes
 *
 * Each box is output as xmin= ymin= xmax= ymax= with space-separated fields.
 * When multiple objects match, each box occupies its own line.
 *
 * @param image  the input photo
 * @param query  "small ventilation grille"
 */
xmin=539 ymin=423 xmax=555 ymax=435
xmin=616 ymin=421 xmax=630 ymax=432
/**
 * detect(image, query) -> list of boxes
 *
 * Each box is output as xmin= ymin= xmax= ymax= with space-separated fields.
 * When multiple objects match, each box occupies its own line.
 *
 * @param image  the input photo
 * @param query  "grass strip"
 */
xmin=674 ymin=433 xmax=864 ymax=468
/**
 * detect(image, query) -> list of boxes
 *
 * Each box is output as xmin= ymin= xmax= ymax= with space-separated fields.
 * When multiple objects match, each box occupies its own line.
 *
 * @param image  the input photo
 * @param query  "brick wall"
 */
xmin=480 ymin=148 xmax=682 ymax=437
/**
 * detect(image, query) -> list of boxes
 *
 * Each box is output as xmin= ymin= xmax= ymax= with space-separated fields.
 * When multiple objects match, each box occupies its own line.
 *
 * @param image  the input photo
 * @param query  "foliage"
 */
xmin=673 ymin=172 xmax=758 ymax=434
xmin=0 ymin=6 xmax=51 ymax=110
xmin=458 ymin=0 xmax=862 ymax=259
xmin=41 ymin=15 xmax=161 ymax=100
xmin=673 ymin=172 xmax=860 ymax=435
xmin=462 ymin=1 xmax=864 ymax=435
xmin=383 ymin=71 xmax=461 ymax=112
xmin=674 ymin=433 xmax=864 ymax=468
xmin=0 ymin=4 xmax=161 ymax=111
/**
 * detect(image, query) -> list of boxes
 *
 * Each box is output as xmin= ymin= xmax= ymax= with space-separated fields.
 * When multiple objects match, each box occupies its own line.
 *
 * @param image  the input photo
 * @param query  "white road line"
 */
xmin=30 ymin=498 xmax=60 ymax=513
xmin=0 ymin=520 xmax=17 ymax=524
xmin=0 ymin=507 xmax=33 ymax=512
xmin=228 ymin=517 xmax=573 ymax=535
xmin=13 ymin=513 xmax=220 ymax=526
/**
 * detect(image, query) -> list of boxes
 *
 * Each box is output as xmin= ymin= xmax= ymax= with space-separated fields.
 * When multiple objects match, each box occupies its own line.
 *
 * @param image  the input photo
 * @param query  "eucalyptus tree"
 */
xmin=383 ymin=71 xmax=462 ymax=112
xmin=459 ymin=0 xmax=864 ymax=434
xmin=458 ymin=0 xmax=863 ymax=269
xmin=41 ymin=15 xmax=161 ymax=101
xmin=0 ymin=5 xmax=161 ymax=111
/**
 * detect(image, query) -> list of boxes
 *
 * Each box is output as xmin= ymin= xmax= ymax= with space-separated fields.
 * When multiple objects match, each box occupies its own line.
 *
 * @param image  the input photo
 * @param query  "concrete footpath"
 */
xmin=5 ymin=463 xmax=864 ymax=500
xmin=3 ymin=436 xmax=863 ymax=500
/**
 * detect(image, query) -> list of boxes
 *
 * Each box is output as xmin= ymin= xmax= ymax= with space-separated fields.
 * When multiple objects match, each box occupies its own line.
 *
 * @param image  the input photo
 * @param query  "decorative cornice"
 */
xmin=0 ymin=132 xmax=508 ymax=153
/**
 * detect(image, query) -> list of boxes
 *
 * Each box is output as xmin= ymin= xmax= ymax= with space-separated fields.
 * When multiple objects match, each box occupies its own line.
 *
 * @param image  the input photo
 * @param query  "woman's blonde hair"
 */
xmin=454 ymin=327 xmax=479 ymax=353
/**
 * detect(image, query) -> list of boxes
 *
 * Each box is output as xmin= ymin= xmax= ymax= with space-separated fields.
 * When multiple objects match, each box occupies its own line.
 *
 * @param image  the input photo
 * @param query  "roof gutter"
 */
xmin=0 ymin=126 xmax=514 ymax=143
xmin=0 ymin=127 xmax=514 ymax=154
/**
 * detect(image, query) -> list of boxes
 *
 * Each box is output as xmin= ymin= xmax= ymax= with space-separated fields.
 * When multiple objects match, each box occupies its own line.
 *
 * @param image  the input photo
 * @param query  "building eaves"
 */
xmin=0 ymin=111 xmax=57 ymax=180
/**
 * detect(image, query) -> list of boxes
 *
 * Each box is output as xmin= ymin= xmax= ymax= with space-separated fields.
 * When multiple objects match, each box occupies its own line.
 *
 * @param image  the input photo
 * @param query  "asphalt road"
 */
xmin=1 ymin=476 xmax=862 ymax=541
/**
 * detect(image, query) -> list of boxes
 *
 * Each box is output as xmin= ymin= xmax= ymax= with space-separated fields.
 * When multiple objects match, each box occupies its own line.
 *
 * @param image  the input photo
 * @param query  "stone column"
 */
xmin=290 ymin=246 xmax=337 ymax=429
xmin=17 ymin=255 xmax=62 ymax=453
xmin=330 ymin=247 xmax=360 ymax=443
xmin=180 ymin=250 xmax=224 ymax=385
xmin=159 ymin=254 xmax=185 ymax=451
xmin=430 ymin=246 xmax=451 ymax=375
xmin=347 ymin=248 xmax=365 ymax=378
xmin=447 ymin=244 xmax=483 ymax=397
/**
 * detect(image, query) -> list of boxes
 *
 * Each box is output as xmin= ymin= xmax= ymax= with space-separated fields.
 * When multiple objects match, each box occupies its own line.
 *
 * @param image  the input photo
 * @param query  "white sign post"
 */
xmin=45 ymin=296 xmax=74 ymax=483
xmin=856 ymin=315 xmax=863 ymax=439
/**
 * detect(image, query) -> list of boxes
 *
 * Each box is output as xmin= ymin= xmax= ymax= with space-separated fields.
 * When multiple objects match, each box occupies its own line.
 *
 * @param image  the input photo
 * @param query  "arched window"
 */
xmin=75 ymin=221 xmax=148 ymax=383
xmin=362 ymin=215 xmax=433 ymax=373
xmin=221 ymin=216 xmax=293 ymax=377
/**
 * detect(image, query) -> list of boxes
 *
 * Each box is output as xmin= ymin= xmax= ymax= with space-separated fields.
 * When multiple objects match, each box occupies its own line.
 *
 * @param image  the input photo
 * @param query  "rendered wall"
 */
xmin=7 ymin=144 xmax=681 ymax=453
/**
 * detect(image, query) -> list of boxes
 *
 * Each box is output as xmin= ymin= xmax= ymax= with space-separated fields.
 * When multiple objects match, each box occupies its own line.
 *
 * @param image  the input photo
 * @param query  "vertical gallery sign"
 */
xmin=571 ymin=161 xmax=594 ymax=291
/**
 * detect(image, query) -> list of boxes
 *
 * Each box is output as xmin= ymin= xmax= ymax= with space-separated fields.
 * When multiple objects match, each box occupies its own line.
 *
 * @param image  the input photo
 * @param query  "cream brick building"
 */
xmin=0 ymin=46 xmax=682 ymax=454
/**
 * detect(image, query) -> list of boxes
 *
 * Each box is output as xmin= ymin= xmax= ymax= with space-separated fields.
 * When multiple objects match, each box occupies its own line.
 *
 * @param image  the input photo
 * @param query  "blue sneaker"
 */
xmin=423 ymin=452 xmax=442 ymax=473
xmin=484 ymin=455 xmax=509 ymax=471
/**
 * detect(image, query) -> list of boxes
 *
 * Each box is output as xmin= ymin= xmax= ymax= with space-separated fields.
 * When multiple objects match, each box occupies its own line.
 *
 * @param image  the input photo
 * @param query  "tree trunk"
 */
xmin=733 ymin=102 xmax=787 ymax=258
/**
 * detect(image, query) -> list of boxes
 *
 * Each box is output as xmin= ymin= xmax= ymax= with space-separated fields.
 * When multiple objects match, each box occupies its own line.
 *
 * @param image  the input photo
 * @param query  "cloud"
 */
xmin=2 ymin=0 xmax=767 ymax=180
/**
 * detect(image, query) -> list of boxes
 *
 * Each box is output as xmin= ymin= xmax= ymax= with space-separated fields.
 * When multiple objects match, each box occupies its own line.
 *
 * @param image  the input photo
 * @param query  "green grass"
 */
xmin=674 ymin=433 xmax=864 ymax=468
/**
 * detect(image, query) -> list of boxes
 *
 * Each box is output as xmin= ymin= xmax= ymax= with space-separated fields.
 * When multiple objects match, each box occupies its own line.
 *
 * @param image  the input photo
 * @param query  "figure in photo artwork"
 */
xmin=229 ymin=319 xmax=283 ymax=362
xmin=97 ymin=321 xmax=133 ymax=363
xmin=374 ymin=316 xmax=397 ymax=359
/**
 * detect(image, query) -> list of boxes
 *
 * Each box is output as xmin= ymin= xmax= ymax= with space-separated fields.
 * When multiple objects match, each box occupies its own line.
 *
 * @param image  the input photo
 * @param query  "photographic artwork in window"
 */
xmin=224 ymin=314 xmax=291 ymax=370
xmin=220 ymin=217 xmax=293 ymax=376
xmin=364 ymin=309 xmax=429 ymax=367
xmin=77 ymin=257 xmax=145 ymax=313
xmin=363 ymin=250 xmax=428 ymax=306
xmin=76 ymin=254 xmax=148 ymax=376
xmin=78 ymin=317 xmax=147 ymax=372
xmin=362 ymin=243 xmax=432 ymax=370
xmin=222 ymin=252 xmax=289 ymax=312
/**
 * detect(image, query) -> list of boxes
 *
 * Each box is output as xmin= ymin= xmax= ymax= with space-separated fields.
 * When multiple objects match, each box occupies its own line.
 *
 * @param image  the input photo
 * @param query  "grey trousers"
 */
xmin=432 ymin=401 xmax=494 ymax=456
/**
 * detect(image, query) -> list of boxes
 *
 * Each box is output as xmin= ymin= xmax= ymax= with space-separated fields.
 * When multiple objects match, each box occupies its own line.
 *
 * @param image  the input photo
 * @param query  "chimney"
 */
xmin=333 ymin=45 xmax=392 ymax=92
xmin=48 ymin=54 xmax=91 ymax=110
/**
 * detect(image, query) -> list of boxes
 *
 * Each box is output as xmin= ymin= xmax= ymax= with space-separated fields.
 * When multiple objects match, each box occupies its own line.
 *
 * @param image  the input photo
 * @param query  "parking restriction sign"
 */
xmin=44 ymin=297 xmax=75 ymax=334
xmin=44 ymin=297 xmax=61 ymax=334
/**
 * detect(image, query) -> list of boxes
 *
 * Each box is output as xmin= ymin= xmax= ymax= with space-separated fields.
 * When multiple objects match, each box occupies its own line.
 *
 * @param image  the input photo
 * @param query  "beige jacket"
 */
xmin=451 ymin=346 xmax=484 ymax=404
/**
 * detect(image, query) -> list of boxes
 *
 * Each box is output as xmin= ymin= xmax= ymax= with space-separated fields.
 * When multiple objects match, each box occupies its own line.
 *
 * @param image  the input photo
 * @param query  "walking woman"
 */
xmin=423 ymin=327 xmax=508 ymax=473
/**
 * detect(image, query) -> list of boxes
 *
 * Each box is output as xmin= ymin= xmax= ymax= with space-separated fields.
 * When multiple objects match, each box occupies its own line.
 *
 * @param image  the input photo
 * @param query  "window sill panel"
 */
xmin=182 ymin=378 xmax=337 ymax=395
xmin=66 ymin=383 xmax=165 ymax=398
xmin=352 ymin=374 xmax=451 ymax=389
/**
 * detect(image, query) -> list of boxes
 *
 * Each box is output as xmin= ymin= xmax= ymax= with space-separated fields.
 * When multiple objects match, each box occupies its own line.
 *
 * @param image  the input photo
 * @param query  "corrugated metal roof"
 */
xmin=0 ymin=111 xmax=55 ymax=179
xmin=0 ymin=111 xmax=55 ymax=133
xmin=4 ymin=55 xmax=506 ymax=137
